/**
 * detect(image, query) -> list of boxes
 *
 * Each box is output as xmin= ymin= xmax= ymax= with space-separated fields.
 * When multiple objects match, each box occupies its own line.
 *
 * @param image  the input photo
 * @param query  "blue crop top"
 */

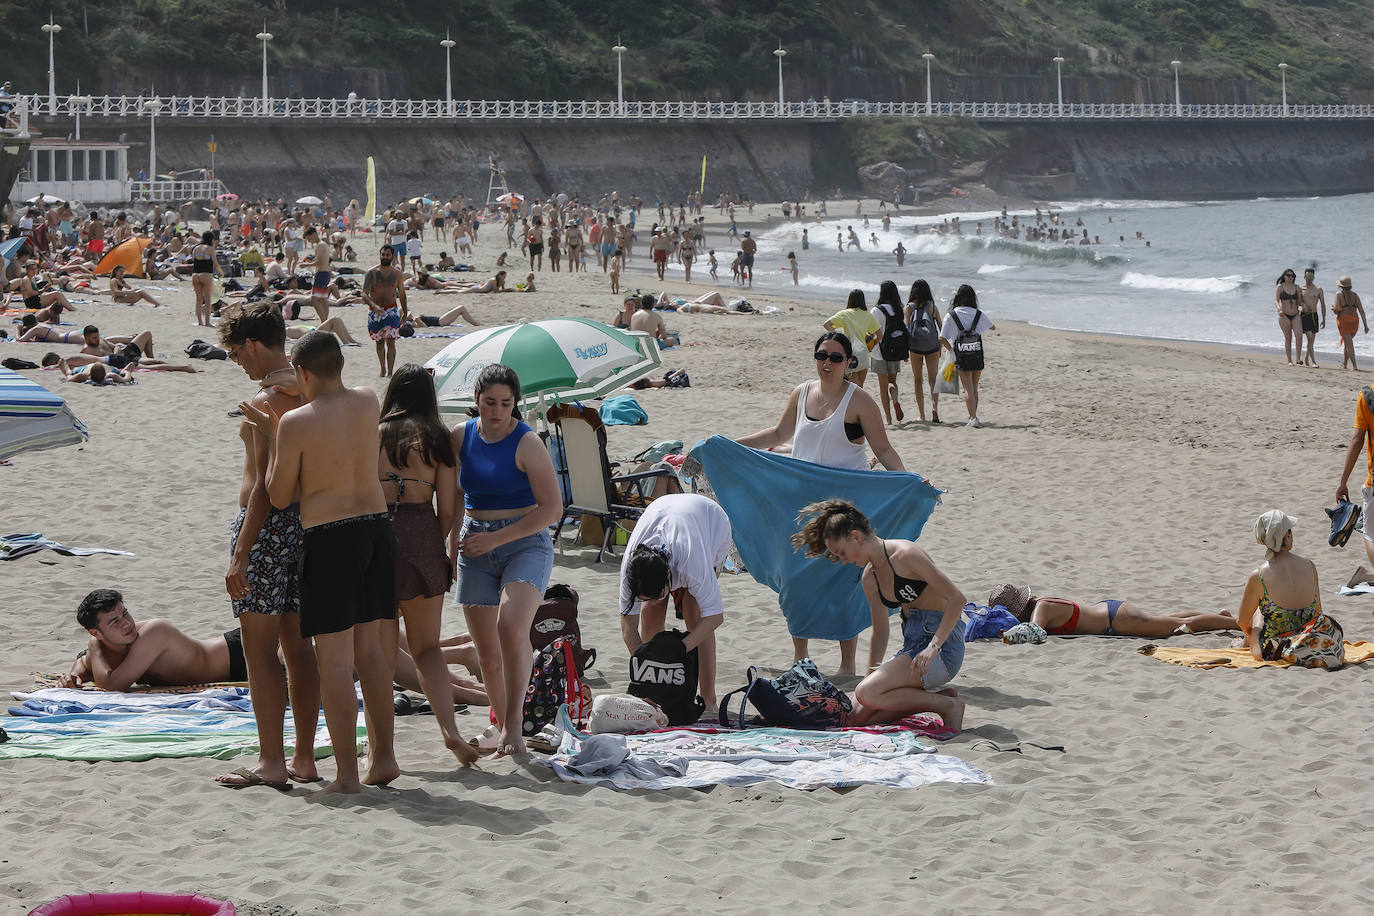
xmin=458 ymin=419 xmax=536 ymax=511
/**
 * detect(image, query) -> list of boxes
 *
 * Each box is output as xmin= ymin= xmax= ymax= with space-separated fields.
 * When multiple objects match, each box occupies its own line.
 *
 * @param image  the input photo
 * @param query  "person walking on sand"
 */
xmin=824 ymin=289 xmax=879 ymax=387
xmin=1299 ymin=268 xmax=1326 ymax=368
xmin=1275 ymin=268 xmax=1302 ymax=366
xmin=679 ymin=233 xmax=697 ymax=283
xmin=450 ymin=365 xmax=562 ymax=758
xmin=1334 ymin=276 xmax=1367 ymax=371
xmin=363 ymin=244 xmax=407 ymax=378
xmin=214 ymin=302 xmax=321 ymax=792
xmin=649 ymin=229 xmax=670 ymax=280
xmin=1335 ymin=383 xmax=1374 ymax=581
xmin=870 ymin=280 xmax=909 ymax=425
xmin=940 ymin=284 xmax=995 ymax=428
xmin=239 ymin=330 xmax=400 ymax=795
xmin=378 ymin=366 xmax=478 ymax=766
xmin=190 ymin=231 xmax=218 ymax=327
xmin=905 ymin=279 xmax=943 ymax=423
xmin=792 ymin=499 xmax=967 ymax=731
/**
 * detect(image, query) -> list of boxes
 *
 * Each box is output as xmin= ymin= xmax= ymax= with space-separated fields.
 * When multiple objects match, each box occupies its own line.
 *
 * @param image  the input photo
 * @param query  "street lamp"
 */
xmin=1053 ymin=55 xmax=1065 ymax=113
xmin=1278 ymin=62 xmax=1289 ymax=113
xmin=441 ymin=32 xmax=456 ymax=117
xmin=612 ymin=40 xmax=627 ymax=115
xmin=68 ymin=93 xmax=90 ymax=140
xmin=41 ymin=16 xmax=62 ymax=116
xmin=922 ymin=52 xmax=935 ymax=112
xmin=144 ymin=98 xmax=163 ymax=190
xmin=773 ymin=43 xmax=787 ymax=110
xmin=256 ymin=24 xmax=273 ymax=114
xmin=1170 ymin=59 xmax=1182 ymax=116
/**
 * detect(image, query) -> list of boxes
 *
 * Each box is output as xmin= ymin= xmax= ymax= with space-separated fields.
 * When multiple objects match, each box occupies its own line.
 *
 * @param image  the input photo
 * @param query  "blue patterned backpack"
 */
xmin=718 ymin=658 xmax=851 ymax=729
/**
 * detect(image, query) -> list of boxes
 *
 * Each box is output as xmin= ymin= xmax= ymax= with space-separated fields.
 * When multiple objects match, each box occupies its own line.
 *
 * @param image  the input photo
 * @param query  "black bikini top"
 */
xmin=877 ymin=542 xmax=928 ymax=608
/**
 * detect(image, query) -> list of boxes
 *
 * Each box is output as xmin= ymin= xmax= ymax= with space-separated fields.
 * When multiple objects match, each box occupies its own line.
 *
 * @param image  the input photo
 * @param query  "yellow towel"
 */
xmin=1137 ymin=642 xmax=1374 ymax=669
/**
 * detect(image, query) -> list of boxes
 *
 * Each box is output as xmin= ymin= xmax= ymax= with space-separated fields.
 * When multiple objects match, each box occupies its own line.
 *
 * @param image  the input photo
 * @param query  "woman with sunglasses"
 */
xmin=737 ymin=331 xmax=905 ymax=673
xmin=1274 ymin=268 xmax=1301 ymax=366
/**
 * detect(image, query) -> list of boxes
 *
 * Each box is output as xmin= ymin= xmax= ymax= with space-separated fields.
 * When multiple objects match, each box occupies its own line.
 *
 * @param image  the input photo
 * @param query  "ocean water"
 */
xmin=656 ymin=194 xmax=1374 ymax=357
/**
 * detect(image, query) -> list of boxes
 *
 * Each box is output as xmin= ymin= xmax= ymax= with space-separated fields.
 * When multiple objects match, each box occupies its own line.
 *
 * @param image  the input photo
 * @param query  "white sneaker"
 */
xmin=965 ymin=417 xmax=983 ymax=429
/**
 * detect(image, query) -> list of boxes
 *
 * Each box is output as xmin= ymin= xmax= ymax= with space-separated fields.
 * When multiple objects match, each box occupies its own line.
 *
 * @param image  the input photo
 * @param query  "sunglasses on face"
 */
xmin=814 ymin=351 xmax=847 ymax=363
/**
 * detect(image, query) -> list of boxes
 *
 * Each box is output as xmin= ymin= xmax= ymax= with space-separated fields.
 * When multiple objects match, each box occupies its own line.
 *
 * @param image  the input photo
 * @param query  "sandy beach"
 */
xmin=6 ymin=203 xmax=1374 ymax=914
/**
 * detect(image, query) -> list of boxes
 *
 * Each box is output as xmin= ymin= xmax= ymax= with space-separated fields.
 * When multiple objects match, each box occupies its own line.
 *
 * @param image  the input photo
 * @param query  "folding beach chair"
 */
xmin=545 ymin=403 xmax=673 ymax=561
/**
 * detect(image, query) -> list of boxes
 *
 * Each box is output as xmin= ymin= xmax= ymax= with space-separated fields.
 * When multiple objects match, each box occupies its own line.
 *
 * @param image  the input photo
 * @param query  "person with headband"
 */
xmin=1234 ymin=511 xmax=1343 ymax=667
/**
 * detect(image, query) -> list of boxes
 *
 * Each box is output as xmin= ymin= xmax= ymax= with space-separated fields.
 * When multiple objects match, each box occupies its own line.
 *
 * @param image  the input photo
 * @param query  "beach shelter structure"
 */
xmin=94 ymin=237 xmax=151 ymax=277
xmin=0 ymin=367 xmax=88 ymax=460
xmin=296 ymin=196 xmax=323 ymax=206
xmin=424 ymin=318 xmax=661 ymax=416
xmin=0 ymin=238 xmax=28 ymax=261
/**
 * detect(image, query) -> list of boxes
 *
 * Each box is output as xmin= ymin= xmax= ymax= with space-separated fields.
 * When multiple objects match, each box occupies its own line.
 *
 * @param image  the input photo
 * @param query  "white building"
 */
xmin=11 ymin=138 xmax=128 ymax=206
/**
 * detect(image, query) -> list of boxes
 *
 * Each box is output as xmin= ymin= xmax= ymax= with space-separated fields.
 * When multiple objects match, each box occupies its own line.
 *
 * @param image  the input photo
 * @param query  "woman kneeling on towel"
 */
xmin=1233 ymin=510 xmax=1344 ymax=669
xmin=989 ymin=585 xmax=1239 ymax=638
xmin=792 ymin=499 xmax=966 ymax=732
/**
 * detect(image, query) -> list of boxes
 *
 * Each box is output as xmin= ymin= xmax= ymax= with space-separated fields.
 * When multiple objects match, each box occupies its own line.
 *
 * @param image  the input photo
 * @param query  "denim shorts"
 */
xmin=897 ymin=610 xmax=966 ymax=691
xmin=454 ymin=516 xmax=553 ymax=607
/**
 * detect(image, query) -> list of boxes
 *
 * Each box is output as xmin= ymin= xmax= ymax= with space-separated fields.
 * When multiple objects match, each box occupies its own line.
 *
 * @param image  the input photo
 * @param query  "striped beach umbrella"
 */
xmin=424 ymin=318 xmax=662 ymax=414
xmin=0 ymin=368 xmax=88 ymax=460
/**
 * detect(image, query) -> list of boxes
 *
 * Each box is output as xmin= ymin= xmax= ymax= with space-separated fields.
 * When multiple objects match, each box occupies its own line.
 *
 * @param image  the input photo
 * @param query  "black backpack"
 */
xmin=907 ymin=302 xmax=940 ymax=353
xmin=876 ymin=303 xmax=908 ymax=361
xmin=627 ymin=630 xmax=705 ymax=726
xmin=531 ymin=584 xmax=595 ymax=675
xmin=951 ymin=308 xmax=985 ymax=371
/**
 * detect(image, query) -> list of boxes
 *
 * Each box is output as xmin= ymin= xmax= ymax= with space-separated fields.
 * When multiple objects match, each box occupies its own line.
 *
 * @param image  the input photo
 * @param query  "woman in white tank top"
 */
xmin=736 ymin=331 xmax=907 ymax=674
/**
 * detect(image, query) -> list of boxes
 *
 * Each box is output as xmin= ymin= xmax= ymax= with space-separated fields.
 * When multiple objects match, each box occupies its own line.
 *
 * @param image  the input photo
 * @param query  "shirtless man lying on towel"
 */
xmin=59 ymin=588 xmax=248 ymax=690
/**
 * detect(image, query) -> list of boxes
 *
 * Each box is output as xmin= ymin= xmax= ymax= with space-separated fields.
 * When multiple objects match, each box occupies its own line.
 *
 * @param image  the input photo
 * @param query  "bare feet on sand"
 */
xmin=446 ymin=733 xmax=480 ymax=767
xmin=937 ymin=687 xmax=966 ymax=733
xmin=362 ymin=756 xmax=402 ymax=787
xmin=316 ymin=777 xmax=366 ymax=796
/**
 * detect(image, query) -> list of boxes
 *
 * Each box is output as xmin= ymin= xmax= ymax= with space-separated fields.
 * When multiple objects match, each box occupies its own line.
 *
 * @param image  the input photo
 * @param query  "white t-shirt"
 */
xmin=939 ymin=305 xmax=994 ymax=342
xmin=618 ymin=494 xmax=732 ymax=618
xmin=407 ymin=237 xmax=422 ymax=259
xmin=387 ymin=219 xmax=407 ymax=246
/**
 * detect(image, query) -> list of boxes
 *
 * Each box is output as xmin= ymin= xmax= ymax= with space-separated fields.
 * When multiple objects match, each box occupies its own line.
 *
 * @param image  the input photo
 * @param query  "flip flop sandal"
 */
xmin=216 ymin=767 xmax=291 ymax=792
xmin=286 ymin=766 xmax=323 ymax=784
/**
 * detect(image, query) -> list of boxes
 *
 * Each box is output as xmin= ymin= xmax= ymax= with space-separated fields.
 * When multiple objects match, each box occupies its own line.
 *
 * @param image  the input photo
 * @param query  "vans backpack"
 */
xmin=627 ymin=630 xmax=705 ymax=726
xmin=876 ymin=304 xmax=908 ymax=361
xmin=951 ymin=308 xmax=985 ymax=371
xmin=519 ymin=635 xmax=592 ymax=735
xmin=531 ymin=584 xmax=596 ymax=675
xmin=718 ymin=659 xmax=851 ymax=730
xmin=907 ymin=302 xmax=940 ymax=353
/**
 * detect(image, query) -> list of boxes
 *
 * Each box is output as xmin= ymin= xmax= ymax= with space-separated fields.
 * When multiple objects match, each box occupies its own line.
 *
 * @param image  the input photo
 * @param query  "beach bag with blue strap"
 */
xmin=718 ymin=658 xmax=851 ymax=729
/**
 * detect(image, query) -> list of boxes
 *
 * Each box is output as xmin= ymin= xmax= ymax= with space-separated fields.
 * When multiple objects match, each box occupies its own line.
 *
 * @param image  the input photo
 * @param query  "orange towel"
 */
xmin=1137 ymin=641 xmax=1374 ymax=669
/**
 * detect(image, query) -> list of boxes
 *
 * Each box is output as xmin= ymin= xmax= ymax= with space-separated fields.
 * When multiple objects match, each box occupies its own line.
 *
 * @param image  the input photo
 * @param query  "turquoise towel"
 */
xmin=692 ymin=435 xmax=942 ymax=641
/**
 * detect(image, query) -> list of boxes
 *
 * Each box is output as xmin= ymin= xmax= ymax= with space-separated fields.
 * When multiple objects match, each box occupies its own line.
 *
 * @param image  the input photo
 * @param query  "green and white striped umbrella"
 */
xmin=424 ymin=317 xmax=662 ymax=413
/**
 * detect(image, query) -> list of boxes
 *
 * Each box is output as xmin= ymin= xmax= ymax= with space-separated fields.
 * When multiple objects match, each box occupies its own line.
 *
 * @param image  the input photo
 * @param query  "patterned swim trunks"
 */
xmin=368 ymin=305 xmax=401 ymax=341
xmin=229 ymin=503 xmax=304 ymax=617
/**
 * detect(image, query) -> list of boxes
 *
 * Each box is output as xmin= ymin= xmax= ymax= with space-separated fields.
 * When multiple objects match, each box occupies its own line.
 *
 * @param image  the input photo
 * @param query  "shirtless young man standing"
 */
xmin=241 ymin=330 xmax=400 ymax=795
xmin=363 ymin=245 xmax=408 ymax=378
xmin=306 ymin=227 xmax=332 ymax=322
xmin=216 ymin=302 xmax=322 ymax=791
xmin=59 ymin=589 xmax=249 ymax=691
xmin=649 ymin=230 xmax=670 ymax=281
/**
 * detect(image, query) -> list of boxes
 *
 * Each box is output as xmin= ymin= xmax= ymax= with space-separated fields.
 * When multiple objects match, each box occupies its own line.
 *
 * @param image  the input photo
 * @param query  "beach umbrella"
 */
xmin=495 ymin=192 xmax=524 ymax=204
xmin=94 ymin=237 xmax=152 ymax=278
xmin=296 ymin=196 xmax=323 ymax=206
xmin=0 ymin=238 xmax=28 ymax=260
xmin=409 ymin=196 xmax=435 ymax=205
xmin=0 ymin=367 xmax=88 ymax=460
xmin=215 ymin=192 xmax=239 ymax=201
xmin=425 ymin=318 xmax=662 ymax=414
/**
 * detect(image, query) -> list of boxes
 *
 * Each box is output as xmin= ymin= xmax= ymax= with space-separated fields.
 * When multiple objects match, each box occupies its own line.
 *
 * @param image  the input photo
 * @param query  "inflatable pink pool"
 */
xmin=29 ymin=891 xmax=235 ymax=915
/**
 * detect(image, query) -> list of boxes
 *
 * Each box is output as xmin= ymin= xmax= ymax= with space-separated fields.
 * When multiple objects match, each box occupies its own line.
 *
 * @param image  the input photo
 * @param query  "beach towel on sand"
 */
xmin=1138 ymin=641 xmax=1374 ymax=669
xmin=691 ymin=435 xmax=942 ymax=640
xmin=30 ymin=672 xmax=247 ymax=693
xmin=1 ymin=687 xmax=365 ymax=761
xmin=538 ymin=707 xmax=991 ymax=791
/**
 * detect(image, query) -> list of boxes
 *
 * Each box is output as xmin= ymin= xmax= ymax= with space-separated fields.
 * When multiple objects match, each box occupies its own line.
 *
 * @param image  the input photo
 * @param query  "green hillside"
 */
xmin=2 ymin=0 xmax=1370 ymax=103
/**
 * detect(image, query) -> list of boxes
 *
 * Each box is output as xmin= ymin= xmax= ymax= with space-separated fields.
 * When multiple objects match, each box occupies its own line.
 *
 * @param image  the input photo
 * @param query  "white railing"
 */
xmin=127 ymin=178 xmax=230 ymax=202
xmin=18 ymin=94 xmax=1374 ymax=122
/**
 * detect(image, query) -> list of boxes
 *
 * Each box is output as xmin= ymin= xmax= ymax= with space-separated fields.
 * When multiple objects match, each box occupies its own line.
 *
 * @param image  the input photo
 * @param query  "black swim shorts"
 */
xmin=299 ymin=513 xmax=397 ymax=638
xmin=223 ymin=628 xmax=248 ymax=682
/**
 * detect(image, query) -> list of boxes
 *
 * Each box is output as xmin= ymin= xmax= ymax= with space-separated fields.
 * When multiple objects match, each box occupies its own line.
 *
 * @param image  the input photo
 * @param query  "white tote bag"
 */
xmin=588 ymin=694 xmax=670 ymax=734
